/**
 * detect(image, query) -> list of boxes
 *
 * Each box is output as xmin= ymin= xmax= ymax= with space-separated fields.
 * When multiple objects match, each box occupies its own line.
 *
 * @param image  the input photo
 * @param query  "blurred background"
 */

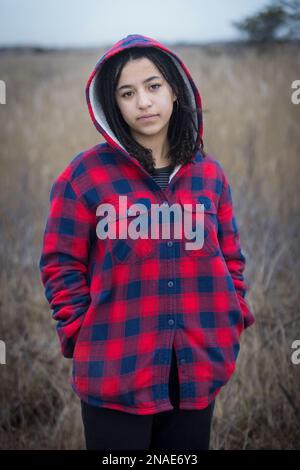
xmin=0 ymin=0 xmax=299 ymax=450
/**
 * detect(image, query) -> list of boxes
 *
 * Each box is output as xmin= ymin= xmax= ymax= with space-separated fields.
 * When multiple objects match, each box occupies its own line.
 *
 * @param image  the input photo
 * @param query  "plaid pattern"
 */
xmin=39 ymin=34 xmax=255 ymax=415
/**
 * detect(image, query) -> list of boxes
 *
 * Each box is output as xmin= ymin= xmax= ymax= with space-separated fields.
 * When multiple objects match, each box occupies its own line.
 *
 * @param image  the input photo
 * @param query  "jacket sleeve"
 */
xmin=39 ymin=176 xmax=94 ymax=358
xmin=217 ymin=167 xmax=255 ymax=331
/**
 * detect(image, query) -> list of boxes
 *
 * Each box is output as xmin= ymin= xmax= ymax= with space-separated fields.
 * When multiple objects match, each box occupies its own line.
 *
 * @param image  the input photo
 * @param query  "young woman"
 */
xmin=39 ymin=34 xmax=255 ymax=451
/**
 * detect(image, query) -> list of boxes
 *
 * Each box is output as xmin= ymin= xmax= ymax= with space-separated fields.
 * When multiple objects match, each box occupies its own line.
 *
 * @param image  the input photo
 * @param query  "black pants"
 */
xmin=80 ymin=347 xmax=215 ymax=451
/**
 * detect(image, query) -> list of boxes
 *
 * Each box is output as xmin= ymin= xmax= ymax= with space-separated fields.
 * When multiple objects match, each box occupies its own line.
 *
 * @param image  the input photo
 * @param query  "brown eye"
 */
xmin=150 ymin=84 xmax=161 ymax=90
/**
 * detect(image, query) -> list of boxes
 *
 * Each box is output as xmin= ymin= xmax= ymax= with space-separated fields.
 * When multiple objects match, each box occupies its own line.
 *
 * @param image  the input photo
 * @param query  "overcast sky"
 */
xmin=0 ymin=0 xmax=272 ymax=47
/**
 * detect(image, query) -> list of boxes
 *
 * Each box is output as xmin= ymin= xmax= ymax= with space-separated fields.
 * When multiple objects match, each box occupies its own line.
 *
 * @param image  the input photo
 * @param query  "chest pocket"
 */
xmin=179 ymin=194 xmax=220 ymax=257
xmin=96 ymin=195 xmax=155 ymax=264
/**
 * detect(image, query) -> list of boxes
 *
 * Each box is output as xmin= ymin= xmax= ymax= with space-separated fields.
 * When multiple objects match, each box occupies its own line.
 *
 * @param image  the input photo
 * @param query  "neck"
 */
xmin=154 ymin=155 xmax=171 ymax=168
xmin=149 ymin=140 xmax=171 ymax=169
xmin=131 ymin=129 xmax=171 ymax=169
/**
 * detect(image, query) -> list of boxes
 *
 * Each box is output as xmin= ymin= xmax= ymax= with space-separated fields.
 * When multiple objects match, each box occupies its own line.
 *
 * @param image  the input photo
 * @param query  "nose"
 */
xmin=136 ymin=90 xmax=152 ymax=108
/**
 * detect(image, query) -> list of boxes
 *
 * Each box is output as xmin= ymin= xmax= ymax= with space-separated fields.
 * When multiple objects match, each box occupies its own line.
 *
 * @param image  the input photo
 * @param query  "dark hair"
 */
xmin=95 ymin=46 xmax=206 ymax=174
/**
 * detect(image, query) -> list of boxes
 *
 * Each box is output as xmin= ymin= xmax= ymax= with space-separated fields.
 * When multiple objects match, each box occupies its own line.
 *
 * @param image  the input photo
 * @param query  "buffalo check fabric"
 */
xmin=39 ymin=34 xmax=255 ymax=415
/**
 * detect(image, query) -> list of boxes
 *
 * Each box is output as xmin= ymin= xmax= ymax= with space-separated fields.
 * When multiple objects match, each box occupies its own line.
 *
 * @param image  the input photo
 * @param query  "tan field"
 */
xmin=0 ymin=42 xmax=299 ymax=449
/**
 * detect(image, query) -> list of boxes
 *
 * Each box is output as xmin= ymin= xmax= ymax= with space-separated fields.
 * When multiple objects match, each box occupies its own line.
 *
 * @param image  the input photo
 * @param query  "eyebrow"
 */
xmin=117 ymin=75 xmax=162 ymax=92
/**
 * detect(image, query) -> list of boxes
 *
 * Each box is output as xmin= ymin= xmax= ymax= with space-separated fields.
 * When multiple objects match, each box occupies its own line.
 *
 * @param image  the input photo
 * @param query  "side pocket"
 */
xmin=72 ymin=304 xmax=92 ymax=359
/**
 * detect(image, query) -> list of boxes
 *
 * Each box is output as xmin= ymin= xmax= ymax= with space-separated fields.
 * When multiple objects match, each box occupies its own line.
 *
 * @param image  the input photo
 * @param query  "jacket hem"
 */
xmin=179 ymin=402 xmax=215 ymax=411
xmin=71 ymin=381 xmax=175 ymax=415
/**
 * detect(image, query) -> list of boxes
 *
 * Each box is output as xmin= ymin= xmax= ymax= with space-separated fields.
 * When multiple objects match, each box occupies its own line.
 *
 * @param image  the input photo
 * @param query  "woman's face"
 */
xmin=115 ymin=57 xmax=177 ymax=144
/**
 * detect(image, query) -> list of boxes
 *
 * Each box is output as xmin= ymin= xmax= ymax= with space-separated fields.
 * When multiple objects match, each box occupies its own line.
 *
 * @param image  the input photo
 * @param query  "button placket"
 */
xmin=162 ymin=199 xmax=179 ymax=401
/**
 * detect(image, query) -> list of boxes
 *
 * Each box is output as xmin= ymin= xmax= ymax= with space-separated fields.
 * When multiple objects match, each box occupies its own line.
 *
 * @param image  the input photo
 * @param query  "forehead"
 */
xmin=118 ymin=57 xmax=162 ymax=83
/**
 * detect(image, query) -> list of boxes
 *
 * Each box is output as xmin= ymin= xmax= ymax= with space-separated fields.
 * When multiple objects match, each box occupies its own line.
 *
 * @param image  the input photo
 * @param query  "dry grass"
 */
xmin=0 ymin=42 xmax=299 ymax=449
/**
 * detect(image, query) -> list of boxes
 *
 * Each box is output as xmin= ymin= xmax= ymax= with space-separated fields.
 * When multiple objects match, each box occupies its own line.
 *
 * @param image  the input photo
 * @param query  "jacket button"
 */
xmin=167 ymin=241 xmax=173 ymax=247
xmin=168 ymin=280 xmax=174 ymax=287
xmin=168 ymin=319 xmax=175 ymax=326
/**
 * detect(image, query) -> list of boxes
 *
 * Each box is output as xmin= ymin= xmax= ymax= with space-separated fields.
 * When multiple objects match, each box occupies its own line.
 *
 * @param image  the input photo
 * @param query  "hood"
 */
xmin=86 ymin=33 xmax=203 ymax=161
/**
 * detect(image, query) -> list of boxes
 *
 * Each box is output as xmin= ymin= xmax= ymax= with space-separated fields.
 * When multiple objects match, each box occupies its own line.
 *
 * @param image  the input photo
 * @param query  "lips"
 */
xmin=138 ymin=114 xmax=158 ymax=120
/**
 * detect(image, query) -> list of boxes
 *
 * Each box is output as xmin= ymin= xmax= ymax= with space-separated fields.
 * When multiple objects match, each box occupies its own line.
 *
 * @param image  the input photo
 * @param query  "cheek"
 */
xmin=117 ymin=102 xmax=133 ymax=122
xmin=118 ymin=107 xmax=126 ymax=120
xmin=161 ymin=95 xmax=175 ymax=116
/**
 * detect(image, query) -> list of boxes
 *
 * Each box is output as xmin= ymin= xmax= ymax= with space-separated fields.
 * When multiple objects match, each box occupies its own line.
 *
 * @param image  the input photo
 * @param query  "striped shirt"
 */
xmin=150 ymin=163 xmax=174 ymax=190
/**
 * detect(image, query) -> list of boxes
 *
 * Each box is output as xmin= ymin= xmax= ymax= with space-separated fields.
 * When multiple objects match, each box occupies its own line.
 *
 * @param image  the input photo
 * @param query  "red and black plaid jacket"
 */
xmin=39 ymin=34 xmax=255 ymax=415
